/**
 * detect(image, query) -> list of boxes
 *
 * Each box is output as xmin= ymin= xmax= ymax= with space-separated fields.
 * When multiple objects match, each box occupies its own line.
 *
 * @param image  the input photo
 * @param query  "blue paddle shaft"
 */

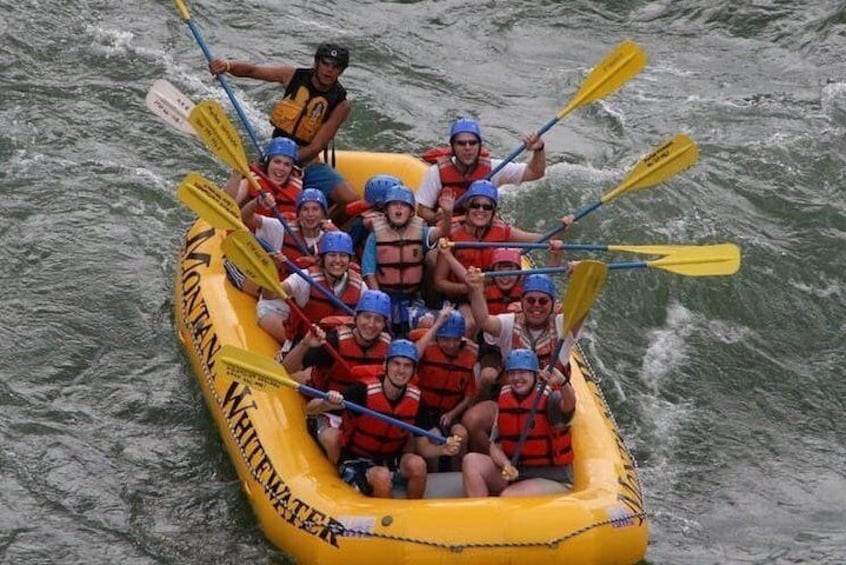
xmin=453 ymin=241 xmax=608 ymax=251
xmin=297 ymin=383 xmax=446 ymax=444
xmin=182 ymin=18 xmax=264 ymax=157
xmin=530 ymin=200 xmax=602 ymax=249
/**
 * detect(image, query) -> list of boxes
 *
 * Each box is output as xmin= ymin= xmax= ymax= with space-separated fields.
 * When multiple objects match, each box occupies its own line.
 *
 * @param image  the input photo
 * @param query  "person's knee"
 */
xmin=367 ymin=466 xmax=391 ymax=487
xmin=462 ymin=452 xmax=485 ymax=473
xmin=403 ymin=454 xmax=427 ymax=478
xmin=479 ymin=367 xmax=498 ymax=389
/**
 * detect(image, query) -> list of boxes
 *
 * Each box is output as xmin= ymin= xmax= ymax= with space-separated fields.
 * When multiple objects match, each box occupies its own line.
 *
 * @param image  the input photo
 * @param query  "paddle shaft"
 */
xmin=509 ymin=338 xmax=566 ymax=467
xmin=532 ymin=200 xmax=604 ymax=246
xmin=285 ymin=298 xmax=355 ymax=373
xmin=297 ymin=382 xmax=446 ymax=444
xmin=174 ymin=0 xmax=263 ymax=156
xmin=486 ymin=116 xmax=559 ymax=179
xmin=248 ymin=165 xmax=312 ymax=257
xmin=452 ymin=241 xmax=610 ymax=251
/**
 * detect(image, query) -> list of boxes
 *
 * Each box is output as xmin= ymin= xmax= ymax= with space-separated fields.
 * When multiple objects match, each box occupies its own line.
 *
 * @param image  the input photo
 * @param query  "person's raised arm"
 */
xmin=414 ymin=304 xmax=453 ymax=356
xmin=466 ymin=267 xmax=502 ymax=336
xmin=281 ymin=326 xmax=326 ymax=375
xmin=433 ymin=250 xmax=468 ymax=296
xmin=519 ymin=132 xmax=546 ymax=182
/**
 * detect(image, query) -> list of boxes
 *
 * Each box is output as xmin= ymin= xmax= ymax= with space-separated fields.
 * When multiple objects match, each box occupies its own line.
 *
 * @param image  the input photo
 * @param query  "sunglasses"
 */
xmin=467 ymin=202 xmax=495 ymax=211
xmin=453 ymin=139 xmax=479 ymax=147
xmin=523 ymin=296 xmax=551 ymax=306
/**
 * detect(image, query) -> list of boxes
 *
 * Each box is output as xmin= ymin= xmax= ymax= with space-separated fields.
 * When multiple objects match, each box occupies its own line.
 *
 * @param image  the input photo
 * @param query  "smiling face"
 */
xmin=298 ymin=201 xmax=326 ymax=230
xmin=451 ymin=133 xmax=481 ymax=167
xmin=521 ymin=291 xmax=553 ymax=327
xmin=506 ymin=369 xmax=536 ymax=396
xmin=465 ymin=197 xmax=496 ymax=228
xmin=355 ymin=311 xmax=387 ymax=342
xmin=322 ymin=251 xmax=350 ymax=278
xmin=266 ymin=155 xmax=294 ymax=184
xmin=493 ymin=261 xmax=521 ymax=290
xmin=385 ymin=356 xmax=416 ymax=388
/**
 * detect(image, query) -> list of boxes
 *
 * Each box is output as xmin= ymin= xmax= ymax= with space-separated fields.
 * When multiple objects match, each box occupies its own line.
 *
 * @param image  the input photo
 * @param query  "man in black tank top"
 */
xmin=209 ymin=43 xmax=358 ymax=216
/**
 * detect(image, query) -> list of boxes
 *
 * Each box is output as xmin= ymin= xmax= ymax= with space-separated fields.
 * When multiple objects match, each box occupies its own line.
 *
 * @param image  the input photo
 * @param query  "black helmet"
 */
xmin=315 ymin=43 xmax=349 ymax=69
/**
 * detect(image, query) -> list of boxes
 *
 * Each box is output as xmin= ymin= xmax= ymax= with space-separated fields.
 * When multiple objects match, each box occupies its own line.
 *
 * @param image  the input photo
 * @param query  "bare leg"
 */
xmin=367 ymin=466 xmax=393 ymax=498
xmin=258 ymin=312 xmax=288 ymax=344
xmin=462 ymin=400 xmax=497 ymax=454
xmin=318 ymin=427 xmax=342 ymax=464
xmin=449 ymin=422 xmax=469 ymax=471
xmin=501 ymin=478 xmax=569 ymax=497
xmin=400 ymin=453 xmax=428 ymax=499
xmin=462 ymin=452 xmax=508 ymax=497
xmin=457 ymin=303 xmax=477 ymax=338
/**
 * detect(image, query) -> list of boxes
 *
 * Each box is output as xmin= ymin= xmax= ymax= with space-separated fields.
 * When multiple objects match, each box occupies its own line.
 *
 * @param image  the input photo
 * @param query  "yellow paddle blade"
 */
xmin=176 ymin=172 xmax=246 ymax=231
xmin=560 ymin=260 xmax=608 ymax=336
xmin=647 ymin=244 xmax=741 ymax=276
xmin=606 ymin=243 xmax=731 ymax=257
xmin=188 ymin=99 xmax=251 ymax=175
xmin=215 ymin=344 xmax=295 ymax=393
xmin=221 ymin=230 xmax=289 ymax=298
xmin=602 ymin=134 xmax=699 ymax=203
xmin=557 ymin=40 xmax=647 ymax=119
xmin=173 ymin=0 xmax=191 ymax=21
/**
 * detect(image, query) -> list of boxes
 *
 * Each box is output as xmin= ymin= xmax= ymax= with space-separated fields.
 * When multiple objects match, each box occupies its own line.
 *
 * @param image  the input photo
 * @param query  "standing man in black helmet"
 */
xmin=210 ymin=43 xmax=358 ymax=212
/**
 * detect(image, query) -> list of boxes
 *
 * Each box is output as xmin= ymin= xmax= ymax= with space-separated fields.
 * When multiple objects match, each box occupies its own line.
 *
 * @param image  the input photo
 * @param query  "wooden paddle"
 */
xmin=215 ymin=345 xmax=447 ymax=444
xmin=173 ymin=0 xmax=263 ymax=156
xmin=484 ymin=244 xmax=742 ymax=278
xmin=188 ymin=99 xmax=311 ymax=256
xmin=531 ymin=134 xmax=699 ymax=246
xmin=509 ymin=260 xmax=608 ymax=467
xmin=487 ymin=40 xmax=647 ymax=179
xmin=145 ymin=79 xmax=196 ymax=135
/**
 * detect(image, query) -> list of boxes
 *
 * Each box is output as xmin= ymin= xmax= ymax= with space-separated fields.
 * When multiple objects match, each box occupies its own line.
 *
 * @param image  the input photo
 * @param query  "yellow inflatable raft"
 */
xmin=174 ymin=151 xmax=649 ymax=564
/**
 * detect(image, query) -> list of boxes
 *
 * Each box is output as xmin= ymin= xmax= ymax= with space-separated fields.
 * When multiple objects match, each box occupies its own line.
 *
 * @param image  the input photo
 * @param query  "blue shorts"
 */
xmin=303 ymin=162 xmax=344 ymax=205
xmin=338 ymin=457 xmax=406 ymax=496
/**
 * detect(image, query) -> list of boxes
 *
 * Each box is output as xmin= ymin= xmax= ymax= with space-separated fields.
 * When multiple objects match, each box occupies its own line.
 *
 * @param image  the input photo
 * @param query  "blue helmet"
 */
xmin=450 ymin=118 xmax=482 ymax=142
xmin=457 ymin=179 xmax=498 ymax=209
xmin=355 ymin=289 xmax=391 ymax=320
xmin=522 ymin=274 xmax=556 ymax=299
xmin=504 ymin=348 xmax=540 ymax=373
xmin=384 ymin=185 xmax=416 ymax=208
xmin=264 ymin=137 xmax=299 ymax=162
xmin=364 ymin=174 xmax=401 ymax=206
xmin=387 ymin=339 xmax=418 ymax=364
xmin=318 ymin=231 xmax=354 ymax=256
xmin=436 ymin=311 xmax=466 ymax=339
xmin=297 ymin=187 xmax=328 ymax=212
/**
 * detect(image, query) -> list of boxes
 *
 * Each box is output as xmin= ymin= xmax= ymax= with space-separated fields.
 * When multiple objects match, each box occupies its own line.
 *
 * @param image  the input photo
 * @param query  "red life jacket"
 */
xmin=372 ymin=214 xmax=426 ymax=295
xmin=342 ymin=378 xmax=421 ymax=460
xmin=485 ymin=281 xmax=523 ymax=315
xmin=280 ymin=218 xmax=320 ymax=267
xmin=510 ymin=313 xmax=570 ymax=376
xmin=420 ymin=146 xmax=492 ymax=164
xmin=311 ymin=326 xmax=391 ymax=392
xmin=497 ymin=385 xmax=573 ymax=467
xmin=415 ymin=341 xmax=478 ymax=413
xmin=437 ymin=156 xmax=493 ymax=204
xmin=294 ymin=266 xmax=363 ymax=340
xmin=449 ymin=218 xmax=513 ymax=275
xmin=248 ymin=164 xmax=302 ymax=217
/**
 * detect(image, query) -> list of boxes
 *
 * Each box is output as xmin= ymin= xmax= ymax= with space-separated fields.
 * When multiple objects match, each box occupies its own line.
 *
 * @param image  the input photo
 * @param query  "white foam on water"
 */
xmin=638 ymin=300 xmax=694 ymax=394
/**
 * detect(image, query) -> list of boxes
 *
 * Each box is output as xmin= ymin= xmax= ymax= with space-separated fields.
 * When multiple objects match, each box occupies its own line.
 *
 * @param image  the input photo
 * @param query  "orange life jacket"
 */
xmin=415 ymin=341 xmax=478 ymax=413
xmin=437 ymin=156 xmax=493 ymax=204
xmin=511 ymin=313 xmax=557 ymax=367
xmin=485 ymin=281 xmax=523 ymax=315
xmin=372 ymin=214 xmax=426 ymax=295
xmin=342 ymin=378 xmax=421 ymax=460
xmin=269 ymin=68 xmax=347 ymax=146
xmin=248 ymin=163 xmax=302 ymax=217
xmin=420 ymin=146 xmax=492 ymax=164
xmin=311 ymin=326 xmax=391 ymax=392
xmin=497 ymin=385 xmax=573 ymax=467
xmin=449 ymin=218 xmax=513 ymax=273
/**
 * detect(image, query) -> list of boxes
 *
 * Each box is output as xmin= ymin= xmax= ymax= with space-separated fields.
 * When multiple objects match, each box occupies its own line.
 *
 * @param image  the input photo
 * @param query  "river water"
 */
xmin=1 ymin=1 xmax=844 ymax=563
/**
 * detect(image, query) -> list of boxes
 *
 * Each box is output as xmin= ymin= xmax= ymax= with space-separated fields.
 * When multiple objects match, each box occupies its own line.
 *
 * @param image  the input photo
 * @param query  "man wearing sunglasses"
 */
xmin=415 ymin=117 xmax=546 ymax=224
xmin=209 ymin=42 xmax=359 ymax=213
xmin=462 ymin=268 xmax=580 ymax=454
